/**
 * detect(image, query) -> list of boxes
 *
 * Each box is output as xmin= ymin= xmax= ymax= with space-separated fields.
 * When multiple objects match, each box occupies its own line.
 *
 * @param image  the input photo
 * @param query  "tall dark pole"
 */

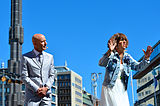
xmin=7 ymin=0 xmax=24 ymax=105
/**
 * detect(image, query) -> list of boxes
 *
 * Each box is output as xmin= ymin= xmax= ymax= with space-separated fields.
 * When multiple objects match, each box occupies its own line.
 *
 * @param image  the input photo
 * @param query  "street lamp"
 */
xmin=1 ymin=62 xmax=5 ymax=106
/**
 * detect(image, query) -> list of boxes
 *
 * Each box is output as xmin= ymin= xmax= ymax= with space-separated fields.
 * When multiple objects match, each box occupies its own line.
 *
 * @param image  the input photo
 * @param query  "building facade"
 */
xmin=82 ymin=90 xmax=100 ymax=106
xmin=134 ymin=40 xmax=160 ymax=106
xmin=83 ymin=90 xmax=94 ymax=106
xmin=51 ymin=78 xmax=58 ymax=106
xmin=0 ymin=67 xmax=23 ymax=106
xmin=56 ymin=65 xmax=83 ymax=106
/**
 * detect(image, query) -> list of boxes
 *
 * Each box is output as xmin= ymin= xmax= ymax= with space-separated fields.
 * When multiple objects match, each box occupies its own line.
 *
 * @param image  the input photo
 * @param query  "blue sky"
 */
xmin=0 ymin=0 xmax=160 ymax=105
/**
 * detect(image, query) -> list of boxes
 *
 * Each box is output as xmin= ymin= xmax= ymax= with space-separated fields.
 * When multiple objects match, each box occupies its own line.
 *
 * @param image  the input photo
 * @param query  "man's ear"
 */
xmin=33 ymin=41 xmax=37 ymax=47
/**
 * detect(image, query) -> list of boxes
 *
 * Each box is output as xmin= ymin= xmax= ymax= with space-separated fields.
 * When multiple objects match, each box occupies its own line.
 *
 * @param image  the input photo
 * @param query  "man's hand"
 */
xmin=142 ymin=45 xmax=153 ymax=60
xmin=37 ymin=88 xmax=44 ymax=97
xmin=37 ymin=87 xmax=48 ymax=97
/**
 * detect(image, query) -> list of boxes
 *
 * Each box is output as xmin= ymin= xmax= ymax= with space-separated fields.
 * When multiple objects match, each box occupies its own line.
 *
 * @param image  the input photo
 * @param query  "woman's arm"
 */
xmin=130 ymin=46 xmax=153 ymax=71
xmin=99 ymin=50 xmax=114 ymax=67
xmin=99 ymin=39 xmax=117 ymax=67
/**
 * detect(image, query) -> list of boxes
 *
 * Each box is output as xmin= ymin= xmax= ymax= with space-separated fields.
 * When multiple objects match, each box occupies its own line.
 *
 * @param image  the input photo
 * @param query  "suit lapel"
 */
xmin=31 ymin=50 xmax=41 ymax=68
xmin=41 ymin=51 xmax=46 ymax=68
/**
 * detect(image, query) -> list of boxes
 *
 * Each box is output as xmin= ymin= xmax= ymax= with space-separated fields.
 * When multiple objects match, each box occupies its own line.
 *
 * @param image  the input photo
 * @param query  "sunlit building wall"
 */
xmin=56 ymin=65 xmax=83 ymax=106
xmin=134 ymin=40 xmax=160 ymax=106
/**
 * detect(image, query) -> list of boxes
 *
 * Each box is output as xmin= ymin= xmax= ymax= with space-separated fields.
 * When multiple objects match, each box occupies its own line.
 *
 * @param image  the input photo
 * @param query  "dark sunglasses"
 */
xmin=119 ymin=37 xmax=127 ymax=41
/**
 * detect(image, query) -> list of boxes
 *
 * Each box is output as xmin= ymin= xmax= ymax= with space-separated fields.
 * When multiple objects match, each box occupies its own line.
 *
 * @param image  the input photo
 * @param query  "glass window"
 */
xmin=75 ymin=77 xmax=81 ymax=84
xmin=148 ymin=76 xmax=151 ymax=81
xmin=7 ymin=88 xmax=10 ymax=93
xmin=51 ymin=104 xmax=56 ymax=106
xmin=138 ymin=93 xmax=141 ymax=97
xmin=52 ymin=81 xmax=55 ymax=86
xmin=75 ymin=91 xmax=82 ymax=97
xmin=65 ymin=74 xmax=70 ymax=79
xmin=72 ymin=83 xmax=74 ymax=86
xmin=52 ymin=95 xmax=56 ymax=102
xmin=22 ymin=84 xmax=25 ymax=91
xmin=75 ymin=98 xmax=82 ymax=103
xmin=51 ymin=87 xmax=55 ymax=94
xmin=150 ymin=43 xmax=160 ymax=60
xmin=60 ymin=82 xmax=62 ymax=87
xmin=75 ymin=84 xmax=81 ymax=90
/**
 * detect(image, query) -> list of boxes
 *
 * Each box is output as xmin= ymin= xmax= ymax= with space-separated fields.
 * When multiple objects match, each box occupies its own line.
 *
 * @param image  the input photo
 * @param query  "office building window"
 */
xmin=52 ymin=95 xmax=56 ymax=102
xmin=51 ymin=104 xmax=55 ymax=106
xmin=75 ymin=91 xmax=82 ymax=97
xmin=22 ymin=84 xmax=25 ymax=91
xmin=51 ymin=87 xmax=55 ymax=94
xmin=60 ymin=82 xmax=62 ymax=87
xmin=7 ymin=88 xmax=10 ymax=93
xmin=75 ymin=77 xmax=81 ymax=84
xmin=75 ymin=84 xmax=81 ymax=90
xmin=144 ymin=78 xmax=147 ymax=82
xmin=75 ymin=98 xmax=82 ymax=103
xmin=148 ymin=76 xmax=151 ymax=81
xmin=52 ymin=81 xmax=56 ymax=86
xmin=72 ymin=83 xmax=74 ymax=86
xmin=63 ymin=82 xmax=65 ymax=86
xmin=65 ymin=74 xmax=70 ymax=79
xmin=138 ymin=93 xmax=141 ymax=97
xmin=58 ymin=75 xmax=64 ymax=80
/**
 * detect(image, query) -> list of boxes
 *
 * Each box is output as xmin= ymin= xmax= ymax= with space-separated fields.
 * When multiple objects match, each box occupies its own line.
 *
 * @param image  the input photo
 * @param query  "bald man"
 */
xmin=21 ymin=34 xmax=56 ymax=106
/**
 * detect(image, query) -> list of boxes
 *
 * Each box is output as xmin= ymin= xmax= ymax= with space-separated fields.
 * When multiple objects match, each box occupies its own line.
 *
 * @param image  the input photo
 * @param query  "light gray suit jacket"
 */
xmin=21 ymin=50 xmax=56 ymax=103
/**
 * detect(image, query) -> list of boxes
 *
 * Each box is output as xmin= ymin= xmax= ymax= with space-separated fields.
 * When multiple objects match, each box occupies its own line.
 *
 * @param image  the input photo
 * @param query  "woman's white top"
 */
xmin=100 ymin=64 xmax=130 ymax=106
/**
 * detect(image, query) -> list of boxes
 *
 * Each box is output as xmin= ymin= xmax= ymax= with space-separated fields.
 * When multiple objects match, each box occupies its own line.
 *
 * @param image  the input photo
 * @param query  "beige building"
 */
xmin=134 ymin=40 xmax=160 ymax=106
xmin=56 ymin=65 xmax=83 ymax=106
xmin=137 ymin=68 xmax=159 ymax=106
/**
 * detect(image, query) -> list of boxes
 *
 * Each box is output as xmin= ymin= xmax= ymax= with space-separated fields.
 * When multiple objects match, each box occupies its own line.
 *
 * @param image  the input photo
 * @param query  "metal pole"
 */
xmin=131 ymin=70 xmax=134 ymax=105
xmin=91 ymin=73 xmax=93 ymax=95
xmin=1 ymin=62 xmax=5 ymax=106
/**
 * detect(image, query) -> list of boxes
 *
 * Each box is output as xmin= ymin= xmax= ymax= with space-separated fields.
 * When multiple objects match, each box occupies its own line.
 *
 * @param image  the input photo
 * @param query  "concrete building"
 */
xmin=51 ymin=77 xmax=58 ymax=106
xmin=82 ymin=90 xmax=100 ymax=106
xmin=0 ymin=67 xmax=23 ymax=106
xmin=55 ymin=64 xmax=83 ymax=106
xmin=83 ymin=90 xmax=93 ymax=106
xmin=134 ymin=40 xmax=160 ymax=106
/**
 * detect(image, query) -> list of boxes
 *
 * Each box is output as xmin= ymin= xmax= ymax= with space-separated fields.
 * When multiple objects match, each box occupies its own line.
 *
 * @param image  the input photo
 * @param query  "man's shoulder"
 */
xmin=23 ymin=51 xmax=33 ymax=57
xmin=43 ymin=51 xmax=53 ymax=57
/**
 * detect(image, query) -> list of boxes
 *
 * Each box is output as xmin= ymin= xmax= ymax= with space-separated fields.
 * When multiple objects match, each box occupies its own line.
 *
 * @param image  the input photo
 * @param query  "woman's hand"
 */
xmin=108 ymin=40 xmax=117 ymax=51
xmin=142 ymin=46 xmax=153 ymax=60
